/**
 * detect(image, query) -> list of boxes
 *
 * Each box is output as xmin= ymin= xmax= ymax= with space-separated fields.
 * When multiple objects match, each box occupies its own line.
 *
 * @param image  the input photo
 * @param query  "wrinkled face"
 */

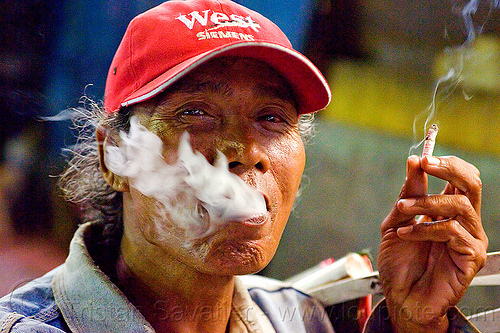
xmin=120 ymin=58 xmax=306 ymax=276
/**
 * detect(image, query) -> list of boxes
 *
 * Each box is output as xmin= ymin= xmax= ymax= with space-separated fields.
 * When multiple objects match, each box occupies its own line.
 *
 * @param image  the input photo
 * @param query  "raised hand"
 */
xmin=378 ymin=155 xmax=488 ymax=332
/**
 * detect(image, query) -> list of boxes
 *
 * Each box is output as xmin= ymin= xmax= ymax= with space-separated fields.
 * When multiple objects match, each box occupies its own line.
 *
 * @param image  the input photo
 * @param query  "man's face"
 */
xmin=121 ymin=58 xmax=306 ymax=276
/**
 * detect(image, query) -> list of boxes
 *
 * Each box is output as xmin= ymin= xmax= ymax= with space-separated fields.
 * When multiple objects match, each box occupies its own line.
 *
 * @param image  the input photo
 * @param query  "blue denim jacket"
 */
xmin=0 ymin=222 xmax=481 ymax=332
xmin=0 ymin=223 xmax=334 ymax=332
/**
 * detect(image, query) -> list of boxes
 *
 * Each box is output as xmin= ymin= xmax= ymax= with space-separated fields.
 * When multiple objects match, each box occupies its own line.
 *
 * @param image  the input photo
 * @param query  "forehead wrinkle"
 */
xmin=170 ymin=77 xmax=234 ymax=97
xmin=254 ymin=81 xmax=295 ymax=105
xmin=158 ymin=60 xmax=297 ymax=108
xmin=177 ymin=78 xmax=295 ymax=107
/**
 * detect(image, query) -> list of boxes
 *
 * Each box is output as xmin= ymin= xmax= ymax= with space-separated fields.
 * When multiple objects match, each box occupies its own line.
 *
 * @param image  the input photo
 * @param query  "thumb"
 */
xmin=382 ymin=156 xmax=428 ymax=231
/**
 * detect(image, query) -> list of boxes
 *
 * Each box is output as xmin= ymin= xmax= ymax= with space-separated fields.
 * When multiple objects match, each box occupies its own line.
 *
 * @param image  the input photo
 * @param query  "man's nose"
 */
xmin=220 ymin=135 xmax=271 ymax=174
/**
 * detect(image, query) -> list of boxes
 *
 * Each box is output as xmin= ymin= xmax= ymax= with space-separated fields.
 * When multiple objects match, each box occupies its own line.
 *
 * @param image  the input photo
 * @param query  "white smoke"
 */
xmin=457 ymin=0 xmax=500 ymax=46
xmin=410 ymin=0 xmax=500 ymax=155
xmin=104 ymin=116 xmax=267 ymax=241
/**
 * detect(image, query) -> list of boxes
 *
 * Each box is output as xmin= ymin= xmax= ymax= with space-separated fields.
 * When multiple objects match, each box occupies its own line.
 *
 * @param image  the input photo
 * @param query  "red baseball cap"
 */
xmin=104 ymin=0 xmax=331 ymax=114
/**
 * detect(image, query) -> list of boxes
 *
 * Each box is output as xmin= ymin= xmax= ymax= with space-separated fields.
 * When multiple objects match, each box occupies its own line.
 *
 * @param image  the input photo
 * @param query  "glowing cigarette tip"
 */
xmin=422 ymin=124 xmax=438 ymax=157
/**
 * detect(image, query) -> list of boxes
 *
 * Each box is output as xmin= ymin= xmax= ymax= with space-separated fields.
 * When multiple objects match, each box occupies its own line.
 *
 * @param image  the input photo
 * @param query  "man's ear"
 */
xmin=97 ymin=125 xmax=130 ymax=192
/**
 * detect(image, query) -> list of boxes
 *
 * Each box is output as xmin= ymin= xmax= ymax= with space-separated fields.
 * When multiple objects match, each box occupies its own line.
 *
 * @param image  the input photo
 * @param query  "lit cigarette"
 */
xmin=422 ymin=124 xmax=438 ymax=157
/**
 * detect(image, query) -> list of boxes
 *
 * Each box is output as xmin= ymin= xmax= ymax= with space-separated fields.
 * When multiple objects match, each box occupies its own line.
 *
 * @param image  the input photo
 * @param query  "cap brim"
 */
xmin=121 ymin=42 xmax=331 ymax=114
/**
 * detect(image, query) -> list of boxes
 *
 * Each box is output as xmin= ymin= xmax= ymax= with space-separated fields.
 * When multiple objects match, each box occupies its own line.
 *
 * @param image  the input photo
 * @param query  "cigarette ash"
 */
xmin=104 ymin=116 xmax=267 ymax=242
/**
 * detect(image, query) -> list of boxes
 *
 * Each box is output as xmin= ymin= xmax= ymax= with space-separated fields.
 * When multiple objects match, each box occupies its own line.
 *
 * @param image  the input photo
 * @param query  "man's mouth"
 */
xmin=238 ymin=212 xmax=270 ymax=226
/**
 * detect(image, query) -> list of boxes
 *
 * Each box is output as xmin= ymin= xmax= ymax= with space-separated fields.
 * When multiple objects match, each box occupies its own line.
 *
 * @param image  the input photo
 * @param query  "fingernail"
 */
xmin=398 ymin=225 xmax=413 ymax=235
xmin=399 ymin=198 xmax=416 ymax=208
xmin=426 ymin=156 xmax=440 ymax=166
xmin=407 ymin=155 xmax=420 ymax=165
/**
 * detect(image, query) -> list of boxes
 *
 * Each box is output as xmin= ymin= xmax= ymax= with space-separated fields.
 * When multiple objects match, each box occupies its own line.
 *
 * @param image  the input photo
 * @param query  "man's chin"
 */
xmin=202 ymin=239 xmax=273 ymax=276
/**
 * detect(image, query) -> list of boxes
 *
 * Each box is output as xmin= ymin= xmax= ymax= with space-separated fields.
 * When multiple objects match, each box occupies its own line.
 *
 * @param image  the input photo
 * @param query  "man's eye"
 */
xmin=181 ymin=108 xmax=205 ymax=116
xmin=260 ymin=114 xmax=284 ymax=123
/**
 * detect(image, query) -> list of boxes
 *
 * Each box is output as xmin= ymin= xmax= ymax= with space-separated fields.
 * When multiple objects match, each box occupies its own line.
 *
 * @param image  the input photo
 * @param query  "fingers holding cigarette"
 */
xmin=418 ymin=124 xmax=481 ymax=211
xmin=396 ymin=194 xmax=484 ymax=240
xmin=396 ymin=218 xmax=487 ymax=285
xmin=390 ymin=153 xmax=485 ymax=241
xmin=421 ymin=156 xmax=482 ymax=213
xmin=396 ymin=218 xmax=477 ymax=254
xmin=395 ymin=191 xmax=487 ymax=274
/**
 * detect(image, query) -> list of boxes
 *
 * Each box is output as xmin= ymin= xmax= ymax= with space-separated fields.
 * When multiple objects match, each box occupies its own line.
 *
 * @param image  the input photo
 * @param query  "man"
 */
xmin=0 ymin=0 xmax=487 ymax=332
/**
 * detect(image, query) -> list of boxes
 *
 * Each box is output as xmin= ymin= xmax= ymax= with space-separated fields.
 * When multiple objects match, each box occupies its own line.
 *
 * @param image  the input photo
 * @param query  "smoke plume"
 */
xmin=410 ymin=0 xmax=500 ymax=155
xmin=104 ymin=116 xmax=267 ymax=242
